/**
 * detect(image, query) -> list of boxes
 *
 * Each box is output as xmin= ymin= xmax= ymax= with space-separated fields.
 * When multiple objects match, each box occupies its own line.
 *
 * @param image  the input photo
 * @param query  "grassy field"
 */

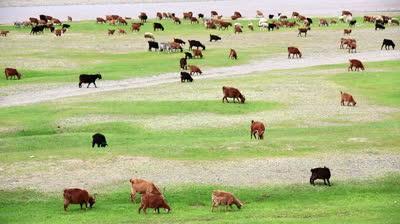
xmin=1 ymin=175 xmax=399 ymax=224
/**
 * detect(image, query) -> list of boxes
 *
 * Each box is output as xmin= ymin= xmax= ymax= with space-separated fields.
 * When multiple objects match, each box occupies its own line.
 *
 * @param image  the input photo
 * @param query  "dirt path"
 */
xmin=1 ymin=50 xmax=399 ymax=108
xmin=1 ymin=152 xmax=399 ymax=192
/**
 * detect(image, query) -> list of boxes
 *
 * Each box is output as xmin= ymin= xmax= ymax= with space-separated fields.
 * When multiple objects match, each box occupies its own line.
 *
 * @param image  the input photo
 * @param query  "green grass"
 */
xmin=1 ymin=175 xmax=399 ymax=224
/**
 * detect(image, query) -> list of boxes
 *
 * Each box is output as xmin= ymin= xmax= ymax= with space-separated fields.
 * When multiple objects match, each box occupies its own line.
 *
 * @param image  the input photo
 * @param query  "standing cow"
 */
xmin=310 ymin=167 xmax=331 ymax=186
xmin=63 ymin=188 xmax=96 ymax=211
xmin=79 ymin=74 xmax=102 ymax=88
xmin=92 ymin=133 xmax=108 ymax=148
xmin=250 ymin=120 xmax=265 ymax=139
xmin=4 ymin=68 xmax=22 ymax=80
xmin=222 ymin=86 xmax=245 ymax=103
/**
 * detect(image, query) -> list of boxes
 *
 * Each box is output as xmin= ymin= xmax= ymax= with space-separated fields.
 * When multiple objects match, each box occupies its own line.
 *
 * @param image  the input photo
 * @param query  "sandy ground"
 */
xmin=1 ymin=49 xmax=399 ymax=108
xmin=0 ymin=152 xmax=399 ymax=192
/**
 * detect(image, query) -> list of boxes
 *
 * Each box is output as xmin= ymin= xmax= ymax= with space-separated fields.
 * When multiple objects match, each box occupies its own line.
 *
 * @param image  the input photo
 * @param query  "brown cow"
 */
xmin=340 ymin=91 xmax=356 ymax=106
xmin=52 ymin=18 xmax=62 ymax=25
xmin=348 ymin=42 xmax=357 ymax=53
xmin=156 ymin=12 xmax=163 ymax=20
xmin=348 ymin=59 xmax=364 ymax=71
xmin=118 ymin=17 xmax=127 ymax=25
xmin=340 ymin=38 xmax=356 ymax=49
xmin=173 ymin=17 xmax=181 ymax=24
xmin=0 ymin=30 xmax=10 ymax=37
xmin=342 ymin=10 xmax=352 ymax=16
xmin=190 ymin=17 xmax=199 ymax=24
xmin=54 ymin=29 xmax=63 ymax=36
xmin=344 ymin=29 xmax=352 ymax=35
xmin=292 ymin=12 xmax=300 ymax=18
xmin=67 ymin=16 xmax=72 ymax=21
xmin=229 ymin=49 xmax=237 ymax=59
xmin=234 ymin=25 xmax=242 ymax=34
xmin=222 ymin=86 xmax=245 ymax=103
xmin=183 ymin=12 xmax=193 ymax=19
xmin=96 ymin=17 xmax=106 ymax=23
xmin=118 ymin=29 xmax=126 ymax=34
xmin=138 ymin=193 xmax=171 ymax=214
xmin=211 ymin=190 xmax=242 ymax=212
xmin=297 ymin=27 xmax=310 ymax=37
xmin=63 ymin=188 xmax=96 ymax=211
xmin=129 ymin=178 xmax=162 ymax=203
xmin=319 ymin=19 xmax=329 ymax=26
xmin=188 ymin=65 xmax=202 ymax=75
xmin=193 ymin=49 xmax=203 ymax=59
xmin=218 ymin=21 xmax=232 ymax=30
xmin=169 ymin=42 xmax=183 ymax=52
xmin=29 ymin=17 xmax=39 ymax=24
xmin=131 ymin=23 xmax=142 ymax=32
xmin=288 ymin=47 xmax=302 ymax=58
xmin=108 ymin=29 xmax=115 ymax=35
xmin=4 ymin=68 xmax=21 ymax=80
xmin=250 ymin=120 xmax=265 ymax=139
xmin=180 ymin=57 xmax=187 ymax=70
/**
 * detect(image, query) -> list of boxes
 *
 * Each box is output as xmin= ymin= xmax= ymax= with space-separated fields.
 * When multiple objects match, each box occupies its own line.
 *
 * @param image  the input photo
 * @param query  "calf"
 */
xmin=343 ymin=29 xmax=351 ymax=35
xmin=138 ymin=193 xmax=171 ymax=214
xmin=348 ymin=59 xmax=364 ymax=71
xmin=211 ymin=190 xmax=242 ymax=212
xmin=188 ymin=65 xmax=202 ymax=75
xmin=340 ymin=91 xmax=356 ymax=106
xmin=210 ymin=34 xmax=221 ymax=42
xmin=381 ymin=39 xmax=395 ymax=50
xmin=181 ymin=71 xmax=193 ymax=82
xmin=192 ymin=49 xmax=203 ymax=58
xmin=188 ymin=40 xmax=206 ymax=50
xmin=184 ymin=52 xmax=193 ymax=59
xmin=118 ymin=29 xmax=126 ymax=34
xmin=310 ymin=167 xmax=331 ymax=186
xmin=179 ymin=57 xmax=187 ymax=69
xmin=63 ymin=188 xmax=96 ymax=211
xmin=222 ymin=86 xmax=245 ymax=103
xmin=153 ymin=23 xmax=164 ymax=31
xmin=228 ymin=49 xmax=237 ymax=60
xmin=92 ymin=133 xmax=107 ymax=148
xmin=297 ymin=27 xmax=310 ymax=37
xmin=129 ymin=178 xmax=162 ymax=203
xmin=148 ymin=41 xmax=159 ymax=51
xmin=4 ymin=68 xmax=21 ymax=80
xmin=375 ymin=23 xmax=385 ymax=30
xmin=0 ymin=30 xmax=10 ymax=37
xmin=250 ymin=120 xmax=265 ymax=139
xmin=79 ymin=74 xmax=102 ymax=88
xmin=288 ymin=47 xmax=302 ymax=58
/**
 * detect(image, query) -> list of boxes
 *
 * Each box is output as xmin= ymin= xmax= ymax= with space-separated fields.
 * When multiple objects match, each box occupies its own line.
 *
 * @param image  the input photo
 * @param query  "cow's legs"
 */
xmin=327 ymin=178 xmax=331 ymax=186
xmin=87 ymin=83 xmax=91 ymax=88
xmin=94 ymin=82 xmax=97 ymax=88
xmin=92 ymin=141 xmax=95 ymax=148
xmin=64 ymin=200 xmax=69 ymax=211
xmin=323 ymin=179 xmax=327 ymax=185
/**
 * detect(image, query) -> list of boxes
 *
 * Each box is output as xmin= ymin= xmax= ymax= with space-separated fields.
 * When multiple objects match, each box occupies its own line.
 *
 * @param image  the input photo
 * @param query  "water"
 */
xmin=0 ymin=0 xmax=399 ymax=24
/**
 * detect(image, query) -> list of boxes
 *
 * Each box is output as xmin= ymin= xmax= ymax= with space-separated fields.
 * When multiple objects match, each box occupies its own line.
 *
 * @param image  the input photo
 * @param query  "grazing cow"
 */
xmin=192 ymin=49 xmax=203 ymax=58
xmin=267 ymin=23 xmax=278 ymax=31
xmin=131 ymin=23 xmax=142 ymax=32
xmin=234 ymin=11 xmax=242 ymax=18
xmin=190 ymin=17 xmax=199 ymax=24
xmin=96 ymin=17 xmax=106 ymax=23
xmin=4 ymin=68 xmax=21 ymax=80
xmin=218 ymin=21 xmax=232 ymax=30
xmin=29 ymin=17 xmax=39 ymax=24
xmin=348 ymin=59 xmax=364 ymax=71
xmin=288 ymin=47 xmax=302 ymax=58
xmin=156 ymin=12 xmax=163 ymax=20
xmin=381 ymin=39 xmax=395 ymax=50
xmin=348 ymin=42 xmax=357 ymax=53
xmin=342 ymin=10 xmax=352 ymax=16
xmin=138 ymin=193 xmax=171 ymax=214
xmin=250 ymin=120 xmax=265 ymax=139
xmin=144 ymin=32 xmax=155 ymax=40
xmin=79 ymin=74 xmax=102 ymax=88
xmin=297 ymin=27 xmax=310 ymax=37
xmin=148 ymin=41 xmax=159 ymax=51
xmin=319 ymin=19 xmax=329 ymax=26
xmin=343 ymin=29 xmax=351 ymax=35
xmin=248 ymin=23 xmax=254 ymax=31
xmin=92 ymin=133 xmax=107 ymax=147
xmin=139 ymin=13 xmax=148 ymax=23
xmin=68 ymin=16 xmax=72 ymax=21
xmin=183 ymin=12 xmax=193 ymax=20
xmin=310 ymin=167 xmax=331 ymax=186
xmin=54 ymin=29 xmax=63 ymax=36
xmin=108 ymin=29 xmax=115 ymax=35
xmin=62 ymin=24 xmax=70 ymax=29
xmin=188 ymin=65 xmax=202 ymax=75
xmin=340 ymin=38 xmax=356 ymax=49
xmin=349 ymin=19 xmax=357 ymax=27
xmin=52 ymin=18 xmax=62 ymax=25
xmin=181 ymin=71 xmax=193 ymax=82
xmin=129 ymin=178 xmax=162 ymax=202
xmin=173 ymin=38 xmax=185 ymax=45
xmin=180 ymin=57 xmax=187 ymax=69
xmin=188 ymin=40 xmax=205 ymax=50
xmin=173 ymin=17 xmax=181 ymax=24
xmin=234 ymin=25 xmax=243 ymax=34
xmin=118 ymin=17 xmax=127 ymax=25
xmin=229 ymin=49 xmax=237 ymax=60
xmin=340 ymin=91 xmax=357 ymax=106
xmin=211 ymin=190 xmax=242 ymax=212
xmin=210 ymin=34 xmax=221 ymax=42
xmin=169 ymin=42 xmax=183 ymax=52
xmin=375 ymin=23 xmax=385 ymax=30
xmin=306 ymin=17 xmax=313 ymax=25
xmin=184 ymin=52 xmax=193 ymax=59
xmin=118 ymin=29 xmax=126 ymax=34
xmin=63 ymin=188 xmax=96 ymax=211
xmin=0 ymin=30 xmax=10 ymax=37
xmin=153 ymin=23 xmax=164 ymax=31
xmin=30 ymin=25 xmax=45 ymax=34
xmin=222 ymin=86 xmax=245 ymax=103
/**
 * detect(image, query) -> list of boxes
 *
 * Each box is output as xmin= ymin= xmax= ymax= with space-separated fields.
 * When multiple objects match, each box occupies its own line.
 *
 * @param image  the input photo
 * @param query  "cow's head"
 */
xmin=96 ymin=74 xmax=102 ymax=79
xmin=89 ymin=194 xmax=96 ymax=208
xmin=239 ymin=95 xmax=245 ymax=104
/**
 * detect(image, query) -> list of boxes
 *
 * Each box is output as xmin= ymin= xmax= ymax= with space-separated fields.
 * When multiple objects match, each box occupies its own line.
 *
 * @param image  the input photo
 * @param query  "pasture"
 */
xmin=0 ymin=10 xmax=400 ymax=224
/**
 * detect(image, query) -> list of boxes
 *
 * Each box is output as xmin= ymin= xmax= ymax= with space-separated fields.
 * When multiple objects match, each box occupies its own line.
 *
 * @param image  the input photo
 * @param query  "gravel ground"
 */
xmin=0 ymin=152 xmax=399 ymax=192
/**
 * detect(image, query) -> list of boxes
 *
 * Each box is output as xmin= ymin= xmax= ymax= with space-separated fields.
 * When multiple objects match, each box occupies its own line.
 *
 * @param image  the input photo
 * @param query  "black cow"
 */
xmin=210 ymin=34 xmax=221 ymax=42
xmin=349 ymin=19 xmax=357 ymax=27
xmin=30 ymin=25 xmax=45 ymax=34
xmin=188 ymin=40 xmax=206 ymax=50
xmin=198 ymin=13 xmax=204 ymax=19
xmin=184 ymin=52 xmax=193 ymax=59
xmin=268 ymin=14 xmax=274 ymax=19
xmin=179 ymin=58 xmax=187 ymax=69
xmin=92 ymin=133 xmax=107 ymax=148
xmin=381 ymin=39 xmax=395 ymax=50
xmin=153 ymin=23 xmax=164 ymax=31
xmin=62 ymin=24 xmax=70 ymax=29
xmin=310 ymin=167 xmax=331 ymax=186
xmin=180 ymin=71 xmax=193 ymax=82
xmin=148 ymin=41 xmax=159 ymax=51
xmin=375 ymin=23 xmax=385 ymax=30
xmin=173 ymin=38 xmax=186 ymax=45
xmin=306 ymin=17 xmax=313 ymax=25
xmin=267 ymin=23 xmax=278 ymax=31
xmin=78 ymin=74 xmax=102 ymax=88
xmin=139 ymin=14 xmax=148 ymax=23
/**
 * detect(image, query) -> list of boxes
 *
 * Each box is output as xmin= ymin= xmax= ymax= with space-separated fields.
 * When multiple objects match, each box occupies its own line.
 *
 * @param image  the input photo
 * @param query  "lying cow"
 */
xmin=222 ymin=86 xmax=245 ymax=103
xmin=4 ymin=68 xmax=22 ymax=80
xmin=78 ymin=73 xmax=102 ymax=88
xmin=63 ymin=188 xmax=96 ymax=211
xmin=310 ymin=167 xmax=331 ymax=186
xmin=250 ymin=120 xmax=265 ymax=139
xmin=92 ymin=133 xmax=107 ymax=148
xmin=340 ymin=91 xmax=356 ymax=106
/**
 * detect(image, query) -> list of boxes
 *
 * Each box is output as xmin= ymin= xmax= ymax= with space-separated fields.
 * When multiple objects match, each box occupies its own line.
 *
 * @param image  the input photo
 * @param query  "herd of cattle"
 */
xmin=1 ymin=9 xmax=398 ymax=214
